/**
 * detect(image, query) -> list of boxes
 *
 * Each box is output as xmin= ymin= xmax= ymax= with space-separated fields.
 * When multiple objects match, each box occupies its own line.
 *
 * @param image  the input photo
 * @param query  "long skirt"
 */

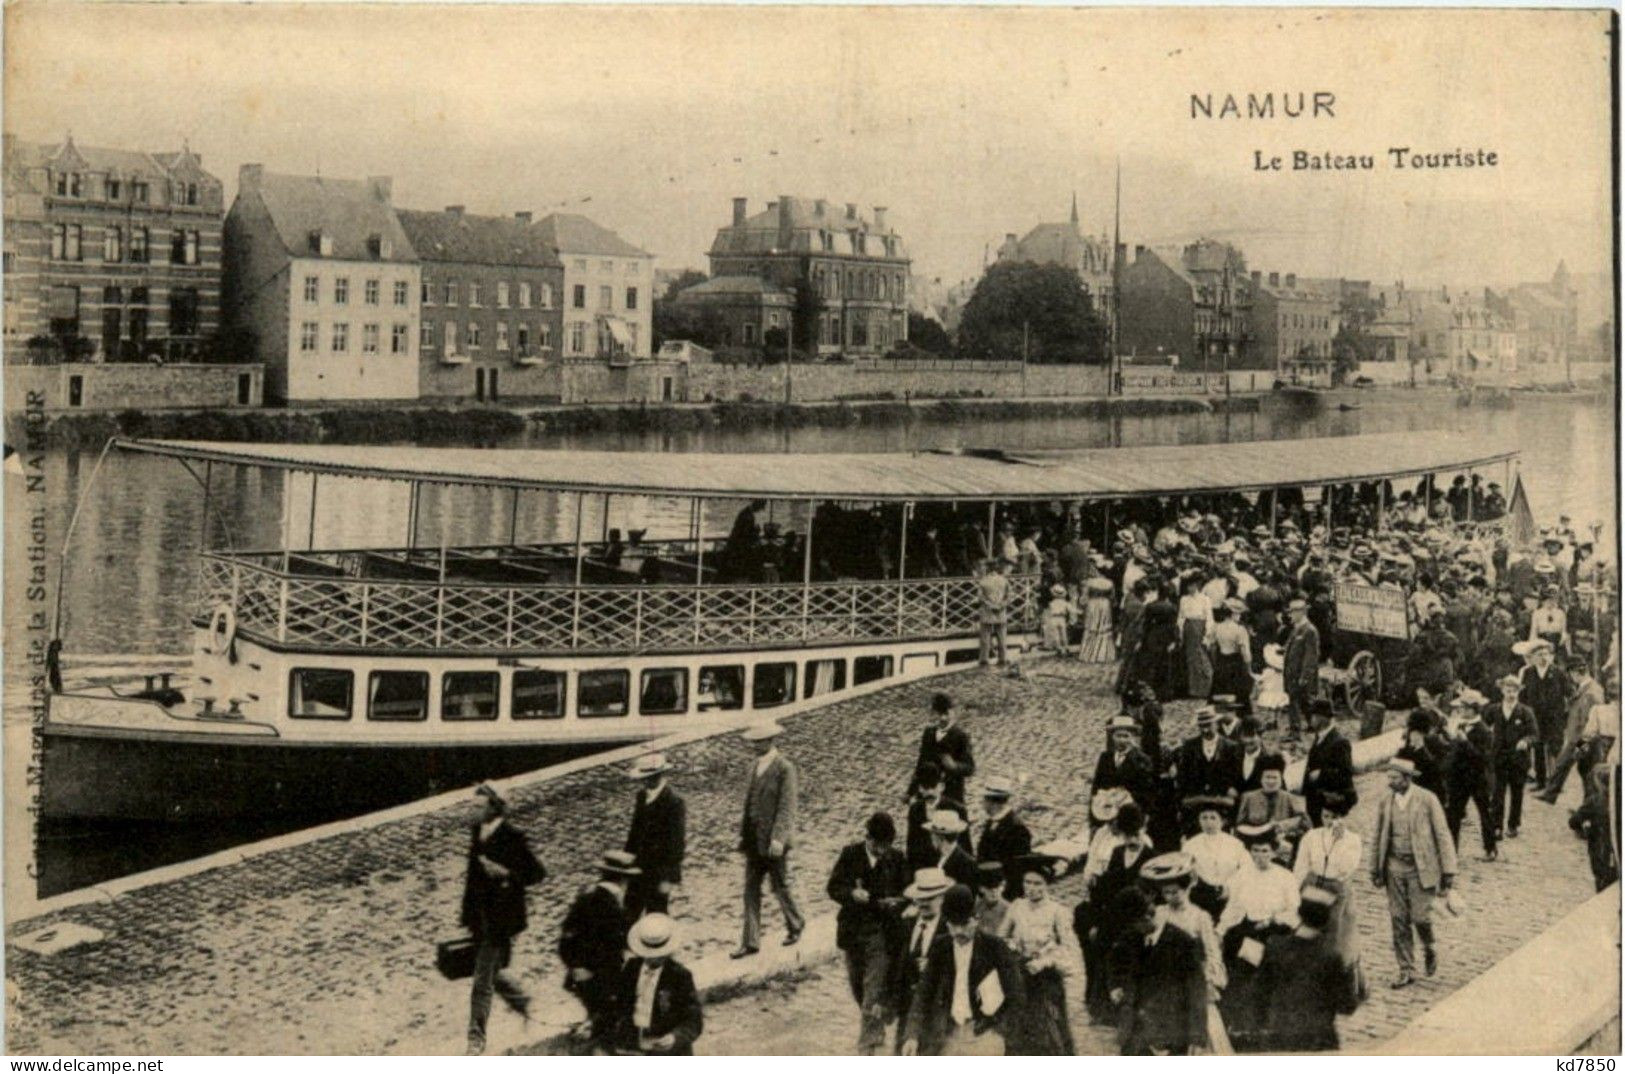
xmin=1303 ymin=876 xmax=1368 ymax=1005
xmin=1219 ymin=920 xmax=1289 ymax=1051
xmin=1115 ymin=634 xmax=1142 ymax=694
xmin=1212 ymin=650 xmax=1254 ymax=714
xmin=1182 ymin=620 xmax=1213 ymax=698
xmin=1081 ymin=601 xmax=1118 ymax=663
xmin=1011 ymin=967 xmax=1076 ymax=1055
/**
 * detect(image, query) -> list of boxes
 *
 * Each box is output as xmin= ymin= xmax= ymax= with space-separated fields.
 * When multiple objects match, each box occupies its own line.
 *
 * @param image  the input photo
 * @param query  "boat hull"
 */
xmin=41 ymin=727 xmax=616 ymax=822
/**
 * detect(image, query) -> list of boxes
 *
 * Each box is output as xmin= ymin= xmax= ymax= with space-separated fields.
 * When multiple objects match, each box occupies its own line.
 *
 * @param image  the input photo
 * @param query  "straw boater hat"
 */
xmin=1090 ymin=786 xmax=1132 ymax=824
xmin=904 ymin=867 xmax=953 ymax=901
xmin=597 ymin=850 xmax=642 ymax=877
xmin=629 ymin=913 xmax=680 ymax=958
xmin=925 ymin=809 xmax=968 ymax=836
xmin=1387 ymin=757 xmax=1421 ymax=778
xmin=1451 ymin=689 xmax=1488 ymax=709
xmin=1106 ymin=714 xmax=1140 ymax=734
xmin=1140 ymin=851 xmax=1195 ymax=885
xmin=981 ymin=778 xmax=1015 ymax=801
xmin=741 ymin=722 xmax=785 ymax=741
xmin=1497 ymin=673 xmax=1524 ymax=690
xmin=1510 ymin=640 xmax=1543 ymax=657
xmin=628 ymin=753 xmax=672 ymax=779
xmin=1194 ymin=706 xmax=1220 ymax=727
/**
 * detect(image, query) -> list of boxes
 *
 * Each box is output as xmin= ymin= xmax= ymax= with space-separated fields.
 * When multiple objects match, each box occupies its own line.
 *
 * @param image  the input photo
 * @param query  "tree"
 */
xmin=660 ymin=269 xmax=708 ymax=304
xmin=791 ymin=281 xmax=825 ymax=356
xmin=956 ymin=261 xmax=1108 ymax=364
xmin=1331 ymin=322 xmax=1373 ymax=385
xmin=652 ymin=299 xmax=728 ymax=350
xmin=906 ymin=312 xmax=952 ymax=356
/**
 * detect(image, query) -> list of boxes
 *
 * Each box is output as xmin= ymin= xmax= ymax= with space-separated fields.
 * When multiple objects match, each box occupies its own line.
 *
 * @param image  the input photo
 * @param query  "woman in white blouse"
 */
xmin=1292 ymin=790 xmax=1367 ymax=1000
xmin=1217 ymin=824 xmax=1301 ymax=1050
xmin=1178 ymin=575 xmax=1215 ymax=699
xmin=1182 ymin=798 xmax=1251 ymax=922
xmin=999 ymin=862 xmax=1083 ymax=1055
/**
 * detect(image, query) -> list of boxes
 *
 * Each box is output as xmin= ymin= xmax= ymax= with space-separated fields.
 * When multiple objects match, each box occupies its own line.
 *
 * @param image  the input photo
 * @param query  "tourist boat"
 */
xmin=42 ymin=432 xmax=1518 ymax=821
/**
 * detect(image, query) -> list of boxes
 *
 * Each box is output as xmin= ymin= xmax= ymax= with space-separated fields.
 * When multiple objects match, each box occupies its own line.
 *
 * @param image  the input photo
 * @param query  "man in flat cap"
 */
xmin=461 ymin=783 xmax=547 ymax=1054
xmin=1371 ymin=757 xmax=1456 ymax=989
xmin=733 ymin=723 xmax=805 ymax=957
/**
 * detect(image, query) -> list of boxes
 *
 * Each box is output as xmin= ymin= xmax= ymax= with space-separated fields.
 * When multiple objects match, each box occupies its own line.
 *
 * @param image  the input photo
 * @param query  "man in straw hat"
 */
xmin=900 ymin=884 xmax=1026 ymax=1055
xmin=733 ymin=723 xmax=805 ymax=958
xmin=892 ymin=866 xmax=953 ymax=1053
xmin=560 ymin=850 xmax=640 ymax=1042
xmin=1487 ymin=673 xmax=1538 ymax=839
xmin=1092 ymin=714 xmax=1158 ymax=817
xmin=975 ymin=777 xmax=1032 ymax=900
xmin=1371 ymin=756 xmax=1456 ymax=989
xmin=1442 ymin=691 xmax=1498 ymax=860
xmin=624 ymin=753 xmax=685 ymax=919
xmin=1176 ymin=707 xmax=1243 ymax=833
xmin=460 ymin=782 xmax=546 ymax=1055
xmin=1517 ymin=637 xmax=1573 ymax=788
xmin=826 ymin=812 xmax=910 ymax=1054
xmin=608 ymin=914 xmax=703 ymax=1055
xmin=926 ymin=807 xmax=979 ymax=889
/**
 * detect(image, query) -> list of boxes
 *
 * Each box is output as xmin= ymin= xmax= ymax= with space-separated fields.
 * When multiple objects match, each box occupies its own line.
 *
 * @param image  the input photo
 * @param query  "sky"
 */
xmin=5 ymin=4 xmax=1614 ymax=290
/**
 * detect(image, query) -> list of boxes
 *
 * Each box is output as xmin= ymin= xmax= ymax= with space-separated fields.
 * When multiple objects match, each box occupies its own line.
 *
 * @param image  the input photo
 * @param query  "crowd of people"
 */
xmin=451 ymin=475 xmax=1618 ymax=1056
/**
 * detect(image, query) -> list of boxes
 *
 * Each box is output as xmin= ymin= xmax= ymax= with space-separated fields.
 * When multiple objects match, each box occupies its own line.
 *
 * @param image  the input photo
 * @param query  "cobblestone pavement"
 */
xmin=5 ymin=654 xmax=1599 ymax=1054
xmin=694 ymin=763 xmax=1601 ymax=1055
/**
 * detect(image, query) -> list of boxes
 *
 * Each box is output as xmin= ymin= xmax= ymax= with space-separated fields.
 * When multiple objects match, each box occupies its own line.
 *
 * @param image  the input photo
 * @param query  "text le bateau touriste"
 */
xmin=1190 ymin=91 xmax=1498 ymax=174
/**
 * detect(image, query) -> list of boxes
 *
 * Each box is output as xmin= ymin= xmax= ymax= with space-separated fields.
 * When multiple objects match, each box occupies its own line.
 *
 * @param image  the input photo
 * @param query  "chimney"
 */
xmin=514 ymin=211 xmax=532 ymax=224
xmin=732 ymin=197 xmax=747 ymax=226
xmin=873 ymin=206 xmax=888 ymax=232
xmin=1268 ymin=272 xmax=1280 ymax=286
xmin=367 ymin=176 xmax=393 ymax=203
xmin=238 ymin=163 xmax=264 ymax=192
xmin=845 ymin=203 xmax=857 ymax=220
xmin=445 ymin=204 xmax=465 ymax=216
xmin=1285 ymin=273 xmax=1296 ymax=289
xmin=1005 ymin=233 xmax=1017 ymax=245
xmin=778 ymin=194 xmax=793 ymax=244
xmin=1134 ymin=244 xmax=1146 ymax=260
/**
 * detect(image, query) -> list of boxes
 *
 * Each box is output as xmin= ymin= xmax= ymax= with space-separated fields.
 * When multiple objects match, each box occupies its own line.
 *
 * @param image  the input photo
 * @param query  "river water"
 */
xmin=7 ymin=389 xmax=1616 ymax=895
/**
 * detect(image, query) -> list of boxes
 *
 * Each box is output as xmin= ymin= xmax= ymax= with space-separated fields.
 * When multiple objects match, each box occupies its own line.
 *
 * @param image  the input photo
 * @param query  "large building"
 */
xmin=223 ymin=166 xmax=420 ymax=402
xmin=1250 ymin=271 xmax=1337 ymax=379
xmin=1500 ymin=262 xmax=1579 ymax=374
xmin=1118 ymin=240 xmax=1254 ymax=369
xmin=689 ymin=195 xmax=910 ymax=356
xmin=397 ymin=206 xmax=565 ymax=402
xmin=994 ymin=195 xmax=1116 ymax=337
xmin=4 ymin=135 xmax=223 ymax=363
xmin=669 ymin=275 xmax=793 ymax=349
xmin=537 ymin=213 xmax=654 ymax=361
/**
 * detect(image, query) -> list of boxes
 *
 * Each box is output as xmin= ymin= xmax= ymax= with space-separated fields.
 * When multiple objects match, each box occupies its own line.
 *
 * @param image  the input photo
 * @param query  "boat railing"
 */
xmin=196 ymin=550 xmax=1042 ymax=655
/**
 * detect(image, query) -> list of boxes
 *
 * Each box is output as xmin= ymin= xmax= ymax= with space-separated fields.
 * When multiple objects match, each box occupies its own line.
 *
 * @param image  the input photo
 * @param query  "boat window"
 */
xmin=752 ymin=662 xmax=796 ymax=709
xmin=853 ymin=655 xmax=894 ymax=685
xmin=289 ymin=668 xmax=352 ymax=720
xmin=369 ymin=671 xmax=429 ymax=721
xmin=442 ymin=671 xmax=499 ymax=721
xmin=579 ymin=669 xmax=630 ymax=718
xmin=944 ymin=648 xmax=981 ymax=666
xmin=697 ymin=665 xmax=745 ymax=711
xmin=803 ymin=658 xmax=847 ymax=699
xmin=639 ymin=668 xmax=688 ymax=716
xmin=512 ymin=669 xmax=565 ymax=720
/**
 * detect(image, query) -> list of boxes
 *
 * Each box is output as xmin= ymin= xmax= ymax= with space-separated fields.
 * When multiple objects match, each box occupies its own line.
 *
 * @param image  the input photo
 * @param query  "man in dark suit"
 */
xmin=1518 ymin=639 xmax=1574 ymax=787
xmin=827 ymin=812 xmax=910 ymax=1054
xmin=1091 ymin=715 xmax=1158 ymax=814
xmin=904 ymin=762 xmax=970 ymax=871
xmin=925 ymin=809 xmax=980 ymax=888
xmin=461 ymin=783 xmax=547 ymax=1055
xmin=901 ymin=885 xmax=1027 ymax=1056
xmin=1487 ymin=673 xmax=1538 ymax=839
xmin=973 ymin=779 xmax=1032 ymax=899
xmin=907 ymin=693 xmax=976 ymax=805
xmin=624 ymin=752 xmax=686 ymax=919
xmin=1302 ymin=698 xmax=1356 ymax=827
xmin=1442 ymin=694 xmax=1498 ymax=860
xmin=559 ymin=850 xmax=639 ymax=1042
xmin=608 ymin=914 xmax=704 ymax=1055
xmin=1283 ymin=598 xmax=1321 ymax=736
xmin=1175 ymin=707 xmax=1243 ymax=830
xmin=891 ymin=868 xmax=952 ymax=1054
xmin=1108 ymin=887 xmax=1209 ymax=1055
xmin=1234 ymin=717 xmax=1284 ymax=795
xmin=733 ymin=723 xmax=805 ymax=958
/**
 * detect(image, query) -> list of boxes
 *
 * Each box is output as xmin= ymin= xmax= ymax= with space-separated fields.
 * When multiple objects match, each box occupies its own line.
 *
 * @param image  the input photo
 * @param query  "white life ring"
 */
xmin=209 ymin=603 xmax=237 ymax=656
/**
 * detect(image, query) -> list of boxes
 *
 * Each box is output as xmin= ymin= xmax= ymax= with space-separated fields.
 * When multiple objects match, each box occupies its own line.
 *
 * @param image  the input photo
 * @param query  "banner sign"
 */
xmin=1334 ymin=582 xmax=1410 ymax=640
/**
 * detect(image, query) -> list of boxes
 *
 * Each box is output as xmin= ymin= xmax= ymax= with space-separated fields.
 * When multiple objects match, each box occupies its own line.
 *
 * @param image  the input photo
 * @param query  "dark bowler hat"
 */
xmin=941 ymin=884 xmax=977 ymax=924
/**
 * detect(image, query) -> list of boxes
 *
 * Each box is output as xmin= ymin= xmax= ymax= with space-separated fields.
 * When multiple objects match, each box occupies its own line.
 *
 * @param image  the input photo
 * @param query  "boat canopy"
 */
xmin=116 ymin=431 xmax=1518 ymax=503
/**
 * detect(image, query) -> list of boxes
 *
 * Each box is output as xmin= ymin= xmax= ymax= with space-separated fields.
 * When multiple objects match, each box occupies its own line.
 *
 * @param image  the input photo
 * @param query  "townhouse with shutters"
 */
xmin=3 ymin=135 xmax=223 ymax=364
xmin=223 ymin=165 xmax=421 ymax=402
xmin=397 ymin=206 xmax=566 ymax=402
xmin=538 ymin=213 xmax=655 ymax=364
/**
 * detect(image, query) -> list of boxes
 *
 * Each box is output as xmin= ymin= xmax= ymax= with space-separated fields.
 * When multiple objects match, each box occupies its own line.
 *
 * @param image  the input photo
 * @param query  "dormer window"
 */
xmin=367 ymin=234 xmax=392 ymax=259
xmin=310 ymin=230 xmax=333 ymax=256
